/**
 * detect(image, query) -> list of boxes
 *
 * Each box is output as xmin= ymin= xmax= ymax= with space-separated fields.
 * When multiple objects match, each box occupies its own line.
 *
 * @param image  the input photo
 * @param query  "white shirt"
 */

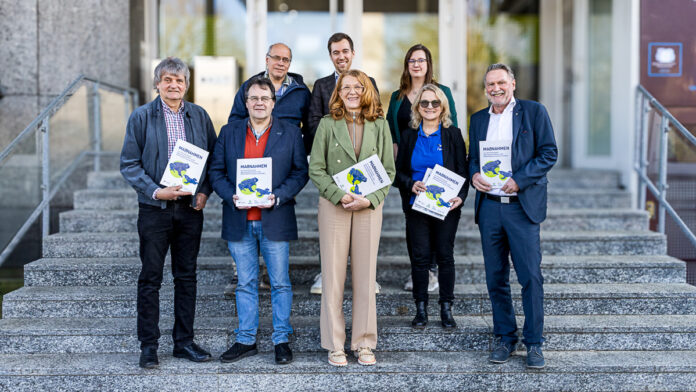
xmin=485 ymin=98 xmax=517 ymax=196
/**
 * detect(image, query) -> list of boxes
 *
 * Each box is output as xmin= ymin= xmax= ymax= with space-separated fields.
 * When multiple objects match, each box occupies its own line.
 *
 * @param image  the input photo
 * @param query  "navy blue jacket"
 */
xmin=468 ymin=99 xmax=558 ymax=224
xmin=120 ymin=96 xmax=217 ymax=208
xmin=208 ymin=117 xmax=309 ymax=242
xmin=394 ymin=125 xmax=470 ymax=214
xmin=228 ymin=71 xmax=310 ymax=133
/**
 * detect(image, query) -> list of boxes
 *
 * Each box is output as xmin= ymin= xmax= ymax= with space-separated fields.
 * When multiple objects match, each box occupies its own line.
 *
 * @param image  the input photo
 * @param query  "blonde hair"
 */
xmin=409 ymin=84 xmax=452 ymax=129
xmin=329 ymin=69 xmax=384 ymax=122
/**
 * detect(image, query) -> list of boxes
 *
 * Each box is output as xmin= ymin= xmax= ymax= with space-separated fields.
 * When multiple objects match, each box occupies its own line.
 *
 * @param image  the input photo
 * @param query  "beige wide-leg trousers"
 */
xmin=318 ymin=196 xmax=383 ymax=351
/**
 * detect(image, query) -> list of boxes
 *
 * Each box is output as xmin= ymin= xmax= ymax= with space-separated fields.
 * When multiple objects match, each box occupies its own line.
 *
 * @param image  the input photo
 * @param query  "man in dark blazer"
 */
xmin=468 ymin=63 xmax=558 ymax=369
xmin=120 ymin=57 xmax=216 ymax=368
xmin=209 ymin=77 xmax=308 ymax=365
xmin=307 ymin=32 xmax=379 ymax=154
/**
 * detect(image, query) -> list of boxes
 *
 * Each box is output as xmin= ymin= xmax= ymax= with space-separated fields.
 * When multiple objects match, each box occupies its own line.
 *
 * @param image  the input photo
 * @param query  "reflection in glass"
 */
xmin=267 ymin=2 xmax=344 ymax=90
xmin=467 ymin=0 xmax=539 ymax=117
xmin=587 ymin=0 xmax=611 ymax=156
xmin=159 ymin=0 xmax=246 ymax=69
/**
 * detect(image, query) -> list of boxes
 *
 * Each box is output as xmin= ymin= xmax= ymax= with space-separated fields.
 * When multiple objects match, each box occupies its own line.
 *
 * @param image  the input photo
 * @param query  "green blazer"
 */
xmin=386 ymin=83 xmax=458 ymax=145
xmin=309 ymin=116 xmax=396 ymax=209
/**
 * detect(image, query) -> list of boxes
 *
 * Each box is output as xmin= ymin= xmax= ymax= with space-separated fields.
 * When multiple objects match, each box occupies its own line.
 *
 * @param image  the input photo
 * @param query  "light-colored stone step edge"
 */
xmin=40 ymin=231 xmax=667 ymax=258
xmin=2 ymin=314 xmax=695 ymax=336
xmin=25 ymin=254 xmax=683 ymax=271
xmin=7 ymin=283 xmax=696 ymax=301
xmin=42 ymin=230 xmax=666 ymax=242
xmin=23 ymin=254 xmax=685 ymax=287
xmin=1 ymin=315 xmax=695 ymax=354
xmin=0 ymin=351 xmax=696 ymax=380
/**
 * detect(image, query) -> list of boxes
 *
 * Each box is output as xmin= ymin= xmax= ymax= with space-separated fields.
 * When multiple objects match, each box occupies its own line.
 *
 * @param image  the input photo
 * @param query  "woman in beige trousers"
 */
xmin=308 ymin=69 xmax=395 ymax=367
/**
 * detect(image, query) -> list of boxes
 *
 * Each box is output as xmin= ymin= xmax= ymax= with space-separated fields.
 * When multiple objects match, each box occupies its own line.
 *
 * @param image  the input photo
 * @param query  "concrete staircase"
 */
xmin=1 ymin=168 xmax=696 ymax=391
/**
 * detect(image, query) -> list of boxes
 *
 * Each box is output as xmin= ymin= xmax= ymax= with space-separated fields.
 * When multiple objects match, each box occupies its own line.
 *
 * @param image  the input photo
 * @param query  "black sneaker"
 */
xmin=488 ymin=340 xmax=517 ymax=363
xmin=220 ymin=342 xmax=258 ymax=363
xmin=526 ymin=345 xmax=545 ymax=369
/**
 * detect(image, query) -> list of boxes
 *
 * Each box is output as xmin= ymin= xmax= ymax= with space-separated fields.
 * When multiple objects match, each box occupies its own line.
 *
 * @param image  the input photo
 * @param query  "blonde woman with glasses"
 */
xmin=309 ymin=69 xmax=395 ymax=367
xmin=393 ymin=84 xmax=469 ymax=329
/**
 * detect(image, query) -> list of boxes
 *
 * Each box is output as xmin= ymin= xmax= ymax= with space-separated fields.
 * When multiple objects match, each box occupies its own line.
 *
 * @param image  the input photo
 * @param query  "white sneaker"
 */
xmin=310 ymin=273 xmax=322 ymax=294
xmin=403 ymin=275 xmax=413 ymax=291
xmin=375 ymin=281 xmax=381 ymax=294
xmin=353 ymin=347 xmax=376 ymax=366
xmin=428 ymin=270 xmax=439 ymax=292
xmin=328 ymin=350 xmax=347 ymax=367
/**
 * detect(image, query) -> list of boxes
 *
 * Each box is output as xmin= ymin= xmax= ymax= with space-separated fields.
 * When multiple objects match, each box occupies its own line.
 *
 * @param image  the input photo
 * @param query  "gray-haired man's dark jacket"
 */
xmin=120 ymin=96 xmax=217 ymax=208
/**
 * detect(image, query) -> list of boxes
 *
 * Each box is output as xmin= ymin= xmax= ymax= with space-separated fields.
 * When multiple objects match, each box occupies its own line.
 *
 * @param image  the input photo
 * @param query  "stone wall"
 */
xmin=0 ymin=0 xmax=131 ymax=148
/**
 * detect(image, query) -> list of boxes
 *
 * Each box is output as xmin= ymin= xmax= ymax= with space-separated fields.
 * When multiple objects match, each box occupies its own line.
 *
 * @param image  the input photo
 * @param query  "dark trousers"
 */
xmin=405 ymin=209 xmax=460 ymax=304
xmin=478 ymin=197 xmax=544 ymax=346
xmin=136 ymin=199 xmax=204 ymax=350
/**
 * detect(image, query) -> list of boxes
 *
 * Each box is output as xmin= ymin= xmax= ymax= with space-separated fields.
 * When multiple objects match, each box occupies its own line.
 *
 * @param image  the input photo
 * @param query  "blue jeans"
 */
xmin=227 ymin=221 xmax=293 ymax=345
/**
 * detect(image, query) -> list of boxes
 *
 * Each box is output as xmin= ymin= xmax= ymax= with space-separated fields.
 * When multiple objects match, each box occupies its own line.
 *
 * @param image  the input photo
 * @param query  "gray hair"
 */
xmin=266 ymin=43 xmax=292 ymax=60
xmin=153 ymin=57 xmax=190 ymax=90
xmin=483 ymin=63 xmax=515 ymax=86
xmin=409 ymin=84 xmax=453 ymax=129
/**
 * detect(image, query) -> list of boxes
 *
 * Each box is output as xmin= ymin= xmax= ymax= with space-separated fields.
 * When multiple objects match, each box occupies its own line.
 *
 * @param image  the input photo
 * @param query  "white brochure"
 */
xmin=412 ymin=164 xmax=466 ymax=220
xmin=479 ymin=139 xmax=513 ymax=189
xmin=235 ymin=157 xmax=273 ymax=207
xmin=332 ymin=154 xmax=390 ymax=197
xmin=160 ymin=139 xmax=209 ymax=194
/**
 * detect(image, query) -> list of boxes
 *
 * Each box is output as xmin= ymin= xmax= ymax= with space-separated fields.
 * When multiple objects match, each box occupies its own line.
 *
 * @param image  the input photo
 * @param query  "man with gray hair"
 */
xmin=120 ymin=57 xmax=217 ymax=368
xmin=468 ymin=63 xmax=557 ymax=369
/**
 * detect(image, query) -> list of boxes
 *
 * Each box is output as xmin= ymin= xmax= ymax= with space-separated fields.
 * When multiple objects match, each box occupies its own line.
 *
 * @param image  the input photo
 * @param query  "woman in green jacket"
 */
xmin=386 ymin=44 xmax=459 ymax=292
xmin=309 ymin=69 xmax=395 ymax=367
xmin=386 ymin=44 xmax=458 ymax=157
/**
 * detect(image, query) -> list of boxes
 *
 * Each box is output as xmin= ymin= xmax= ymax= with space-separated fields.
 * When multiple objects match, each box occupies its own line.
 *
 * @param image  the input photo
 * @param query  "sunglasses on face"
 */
xmin=419 ymin=99 xmax=441 ymax=109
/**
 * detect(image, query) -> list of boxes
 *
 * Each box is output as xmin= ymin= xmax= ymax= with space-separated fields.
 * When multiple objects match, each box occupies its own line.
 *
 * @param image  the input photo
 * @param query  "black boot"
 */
xmin=440 ymin=302 xmax=457 ymax=329
xmin=411 ymin=301 xmax=428 ymax=328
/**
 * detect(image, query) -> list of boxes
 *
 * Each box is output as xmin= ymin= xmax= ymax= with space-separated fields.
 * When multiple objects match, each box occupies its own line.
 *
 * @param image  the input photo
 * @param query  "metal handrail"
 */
xmin=0 ymin=75 xmax=138 ymax=266
xmin=0 ymin=75 xmax=138 ymax=165
xmin=635 ymin=84 xmax=696 ymax=250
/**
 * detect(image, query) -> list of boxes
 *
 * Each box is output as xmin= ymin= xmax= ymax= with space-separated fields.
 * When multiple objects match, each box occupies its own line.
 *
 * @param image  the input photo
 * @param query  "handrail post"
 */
xmin=41 ymin=118 xmax=50 ymax=239
xmin=92 ymin=83 xmax=102 ymax=171
xmin=657 ymin=115 xmax=669 ymax=234
xmin=638 ymin=95 xmax=650 ymax=211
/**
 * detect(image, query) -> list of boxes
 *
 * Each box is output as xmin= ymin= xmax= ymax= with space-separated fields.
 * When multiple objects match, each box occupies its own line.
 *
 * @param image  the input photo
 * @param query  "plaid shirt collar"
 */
xmin=161 ymin=99 xmax=184 ymax=115
xmin=264 ymin=71 xmax=293 ymax=96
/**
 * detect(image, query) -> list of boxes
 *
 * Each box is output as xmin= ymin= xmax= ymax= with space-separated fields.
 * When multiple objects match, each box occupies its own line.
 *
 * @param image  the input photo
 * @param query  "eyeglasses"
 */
xmin=340 ymin=85 xmax=365 ymax=94
xmin=247 ymin=96 xmax=273 ymax=103
xmin=408 ymin=58 xmax=427 ymax=65
xmin=267 ymin=54 xmax=291 ymax=64
xmin=419 ymin=99 xmax=441 ymax=109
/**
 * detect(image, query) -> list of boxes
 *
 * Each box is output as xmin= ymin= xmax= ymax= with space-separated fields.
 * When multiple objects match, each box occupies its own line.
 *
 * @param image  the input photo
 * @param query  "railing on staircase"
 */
xmin=0 ymin=75 xmax=138 ymax=267
xmin=635 ymin=85 xmax=696 ymax=276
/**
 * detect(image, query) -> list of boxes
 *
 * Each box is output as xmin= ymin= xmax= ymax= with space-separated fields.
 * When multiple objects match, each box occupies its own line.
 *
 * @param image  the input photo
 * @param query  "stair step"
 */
xmin=42 ymin=231 xmax=667 ymax=258
xmin=23 ymin=255 xmax=686 ymax=287
xmin=73 ymin=187 xmax=632 ymax=211
xmin=59 ymin=208 xmax=649 ymax=233
xmin=87 ymin=168 xmax=622 ymax=191
xmin=4 ymin=283 xmax=696 ymax=319
xmin=0 ymin=351 xmax=695 ymax=391
xmin=1 ymin=314 xmax=695 ymax=354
